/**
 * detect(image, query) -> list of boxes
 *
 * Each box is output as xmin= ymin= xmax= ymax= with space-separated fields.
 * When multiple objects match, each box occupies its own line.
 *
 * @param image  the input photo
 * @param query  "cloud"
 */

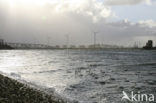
xmin=138 ymin=20 xmax=156 ymax=28
xmin=105 ymin=0 xmax=151 ymax=6
xmin=46 ymin=0 xmax=114 ymax=23
xmin=1 ymin=0 xmax=114 ymax=23
xmin=0 ymin=0 xmax=115 ymax=44
xmin=95 ymin=19 xmax=156 ymax=46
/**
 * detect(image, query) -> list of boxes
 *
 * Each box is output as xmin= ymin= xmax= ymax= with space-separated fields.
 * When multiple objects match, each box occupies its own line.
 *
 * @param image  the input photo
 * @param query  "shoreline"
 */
xmin=0 ymin=73 xmax=74 ymax=103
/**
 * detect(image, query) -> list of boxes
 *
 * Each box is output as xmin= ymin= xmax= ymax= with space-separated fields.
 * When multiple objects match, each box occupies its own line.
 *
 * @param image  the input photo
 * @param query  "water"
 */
xmin=0 ymin=49 xmax=156 ymax=103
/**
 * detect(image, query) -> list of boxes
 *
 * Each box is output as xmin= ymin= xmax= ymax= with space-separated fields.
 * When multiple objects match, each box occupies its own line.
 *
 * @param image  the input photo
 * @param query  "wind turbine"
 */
xmin=93 ymin=31 xmax=99 ymax=48
xmin=65 ymin=34 xmax=70 ymax=49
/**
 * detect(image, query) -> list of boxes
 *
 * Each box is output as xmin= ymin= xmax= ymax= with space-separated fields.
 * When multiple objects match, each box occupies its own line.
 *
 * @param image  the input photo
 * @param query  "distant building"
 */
xmin=0 ymin=39 xmax=4 ymax=46
xmin=0 ymin=39 xmax=13 ymax=49
xmin=55 ymin=45 xmax=60 ymax=49
xmin=79 ymin=45 xmax=86 ymax=49
xmin=143 ymin=40 xmax=153 ymax=49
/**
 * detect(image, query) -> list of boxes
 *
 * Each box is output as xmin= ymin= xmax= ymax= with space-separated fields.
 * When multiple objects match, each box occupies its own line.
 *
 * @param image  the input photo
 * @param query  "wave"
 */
xmin=33 ymin=69 xmax=61 ymax=74
xmin=114 ymin=62 xmax=156 ymax=68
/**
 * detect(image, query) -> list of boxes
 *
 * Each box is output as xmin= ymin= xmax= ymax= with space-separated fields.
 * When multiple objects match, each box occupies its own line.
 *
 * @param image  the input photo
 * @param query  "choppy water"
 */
xmin=0 ymin=49 xmax=156 ymax=103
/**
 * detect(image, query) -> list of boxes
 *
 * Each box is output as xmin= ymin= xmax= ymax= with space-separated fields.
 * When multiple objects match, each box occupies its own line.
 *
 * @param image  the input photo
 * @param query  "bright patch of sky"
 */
xmin=97 ymin=0 xmax=156 ymax=22
xmin=112 ymin=4 xmax=156 ymax=22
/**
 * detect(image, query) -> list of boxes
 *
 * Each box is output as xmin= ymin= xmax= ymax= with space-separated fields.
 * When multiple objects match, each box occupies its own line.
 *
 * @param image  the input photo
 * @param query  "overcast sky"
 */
xmin=0 ymin=0 xmax=156 ymax=46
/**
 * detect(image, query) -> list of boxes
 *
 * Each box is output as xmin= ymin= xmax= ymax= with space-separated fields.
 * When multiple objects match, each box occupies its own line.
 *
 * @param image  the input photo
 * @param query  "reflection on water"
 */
xmin=0 ymin=49 xmax=156 ymax=103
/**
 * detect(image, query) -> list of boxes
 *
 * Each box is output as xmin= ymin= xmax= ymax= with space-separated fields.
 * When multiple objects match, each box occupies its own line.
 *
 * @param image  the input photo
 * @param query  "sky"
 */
xmin=0 ymin=0 xmax=156 ymax=47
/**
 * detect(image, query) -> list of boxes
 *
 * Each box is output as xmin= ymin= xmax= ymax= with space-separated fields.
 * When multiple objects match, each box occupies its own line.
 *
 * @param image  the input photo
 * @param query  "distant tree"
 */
xmin=62 ymin=45 xmax=67 ymax=49
xmin=88 ymin=45 xmax=94 ymax=48
xmin=70 ymin=45 xmax=76 ymax=49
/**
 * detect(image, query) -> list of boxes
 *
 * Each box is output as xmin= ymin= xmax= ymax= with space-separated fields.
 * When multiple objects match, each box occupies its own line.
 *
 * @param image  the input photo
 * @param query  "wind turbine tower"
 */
xmin=93 ymin=31 xmax=98 ymax=48
xmin=65 ymin=34 xmax=69 ymax=49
